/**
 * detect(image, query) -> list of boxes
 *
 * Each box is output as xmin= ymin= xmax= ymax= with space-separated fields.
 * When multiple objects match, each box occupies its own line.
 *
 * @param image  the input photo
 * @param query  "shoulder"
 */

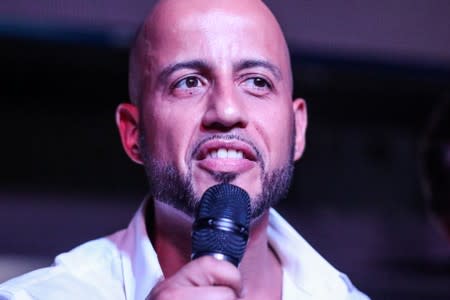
xmin=0 ymin=231 xmax=127 ymax=300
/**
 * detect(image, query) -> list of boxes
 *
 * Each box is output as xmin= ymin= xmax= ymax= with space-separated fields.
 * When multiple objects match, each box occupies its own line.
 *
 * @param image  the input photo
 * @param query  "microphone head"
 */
xmin=192 ymin=183 xmax=251 ymax=266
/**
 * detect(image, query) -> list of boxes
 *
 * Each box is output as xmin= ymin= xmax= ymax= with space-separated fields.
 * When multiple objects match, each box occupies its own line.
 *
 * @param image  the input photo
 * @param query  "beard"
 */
xmin=140 ymin=128 xmax=296 ymax=220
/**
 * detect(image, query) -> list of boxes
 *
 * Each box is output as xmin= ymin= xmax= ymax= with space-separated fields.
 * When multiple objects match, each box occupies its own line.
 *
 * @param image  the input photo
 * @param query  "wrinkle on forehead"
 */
xmin=128 ymin=0 xmax=292 ymax=104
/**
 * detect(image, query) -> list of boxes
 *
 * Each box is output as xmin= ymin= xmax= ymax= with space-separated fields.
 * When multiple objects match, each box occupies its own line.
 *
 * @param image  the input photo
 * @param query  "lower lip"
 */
xmin=195 ymin=157 xmax=256 ymax=173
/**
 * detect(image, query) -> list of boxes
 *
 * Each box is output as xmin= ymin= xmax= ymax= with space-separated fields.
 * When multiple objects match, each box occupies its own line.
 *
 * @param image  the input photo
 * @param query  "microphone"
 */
xmin=191 ymin=183 xmax=251 ymax=267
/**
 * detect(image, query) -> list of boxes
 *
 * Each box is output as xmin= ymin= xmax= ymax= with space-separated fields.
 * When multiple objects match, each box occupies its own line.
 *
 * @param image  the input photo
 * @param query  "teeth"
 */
xmin=217 ymin=148 xmax=227 ymax=159
xmin=208 ymin=148 xmax=244 ymax=159
xmin=228 ymin=149 xmax=238 ymax=159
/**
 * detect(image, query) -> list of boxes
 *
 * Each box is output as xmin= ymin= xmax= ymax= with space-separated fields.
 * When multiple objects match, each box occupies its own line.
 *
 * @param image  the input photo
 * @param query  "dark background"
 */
xmin=0 ymin=1 xmax=449 ymax=299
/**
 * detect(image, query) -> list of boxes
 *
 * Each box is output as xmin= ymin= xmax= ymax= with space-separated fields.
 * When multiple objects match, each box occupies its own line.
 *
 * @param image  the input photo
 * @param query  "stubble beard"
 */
xmin=140 ymin=129 xmax=296 ymax=220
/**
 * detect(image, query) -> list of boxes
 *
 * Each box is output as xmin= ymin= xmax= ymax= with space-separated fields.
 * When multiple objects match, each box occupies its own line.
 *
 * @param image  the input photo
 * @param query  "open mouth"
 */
xmin=206 ymin=148 xmax=244 ymax=159
xmin=195 ymin=139 xmax=258 ymax=162
xmin=192 ymin=137 xmax=261 ymax=178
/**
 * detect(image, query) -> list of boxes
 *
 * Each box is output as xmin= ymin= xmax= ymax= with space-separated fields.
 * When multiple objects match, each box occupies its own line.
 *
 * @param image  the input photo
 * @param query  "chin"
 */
xmin=193 ymin=178 xmax=260 ymax=199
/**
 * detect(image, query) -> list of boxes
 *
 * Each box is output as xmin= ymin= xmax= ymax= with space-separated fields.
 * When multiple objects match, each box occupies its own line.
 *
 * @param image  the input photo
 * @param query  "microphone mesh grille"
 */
xmin=192 ymin=183 xmax=251 ymax=265
xmin=197 ymin=183 xmax=250 ymax=224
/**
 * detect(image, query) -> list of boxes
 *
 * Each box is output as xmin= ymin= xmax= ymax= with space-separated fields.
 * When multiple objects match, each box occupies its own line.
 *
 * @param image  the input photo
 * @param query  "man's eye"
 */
xmin=174 ymin=76 xmax=201 ymax=89
xmin=242 ymin=77 xmax=272 ymax=92
xmin=252 ymin=77 xmax=270 ymax=88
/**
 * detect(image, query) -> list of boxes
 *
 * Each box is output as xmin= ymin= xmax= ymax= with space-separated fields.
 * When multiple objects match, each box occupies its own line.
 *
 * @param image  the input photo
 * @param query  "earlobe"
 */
xmin=116 ymin=103 xmax=143 ymax=164
xmin=292 ymin=98 xmax=308 ymax=161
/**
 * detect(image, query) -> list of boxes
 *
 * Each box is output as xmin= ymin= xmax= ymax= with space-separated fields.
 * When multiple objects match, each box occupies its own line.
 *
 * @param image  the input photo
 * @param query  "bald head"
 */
xmin=128 ymin=0 xmax=292 ymax=105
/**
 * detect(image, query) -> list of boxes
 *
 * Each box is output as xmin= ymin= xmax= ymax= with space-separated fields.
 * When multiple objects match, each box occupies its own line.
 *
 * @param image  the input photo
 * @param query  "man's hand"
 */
xmin=147 ymin=256 xmax=243 ymax=300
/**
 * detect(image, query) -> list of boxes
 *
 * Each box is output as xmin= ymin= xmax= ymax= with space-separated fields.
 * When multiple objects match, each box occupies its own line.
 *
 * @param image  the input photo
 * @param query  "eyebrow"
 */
xmin=234 ymin=59 xmax=282 ymax=81
xmin=156 ymin=58 xmax=283 ymax=84
xmin=157 ymin=60 xmax=210 ymax=85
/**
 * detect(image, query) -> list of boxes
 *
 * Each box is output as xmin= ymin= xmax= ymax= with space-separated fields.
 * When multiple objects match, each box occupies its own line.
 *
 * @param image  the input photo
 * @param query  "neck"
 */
xmin=148 ymin=199 xmax=282 ymax=299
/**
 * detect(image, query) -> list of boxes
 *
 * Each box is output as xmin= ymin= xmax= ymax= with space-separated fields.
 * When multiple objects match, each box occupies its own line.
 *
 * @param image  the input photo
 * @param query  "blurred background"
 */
xmin=0 ymin=0 xmax=449 ymax=299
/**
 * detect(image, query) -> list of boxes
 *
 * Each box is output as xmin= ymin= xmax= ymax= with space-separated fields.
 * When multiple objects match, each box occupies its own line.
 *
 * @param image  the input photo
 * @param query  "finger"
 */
xmin=149 ymin=285 xmax=239 ymax=300
xmin=180 ymin=256 xmax=241 ymax=291
xmin=180 ymin=256 xmax=241 ymax=292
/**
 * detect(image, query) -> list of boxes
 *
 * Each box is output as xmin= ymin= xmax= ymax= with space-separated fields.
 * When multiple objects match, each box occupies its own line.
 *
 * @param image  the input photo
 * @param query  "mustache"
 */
xmin=191 ymin=133 xmax=265 ymax=169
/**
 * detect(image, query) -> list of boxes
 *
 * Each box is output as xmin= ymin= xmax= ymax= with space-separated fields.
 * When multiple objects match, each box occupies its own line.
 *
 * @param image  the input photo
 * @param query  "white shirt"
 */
xmin=0 ymin=204 xmax=369 ymax=300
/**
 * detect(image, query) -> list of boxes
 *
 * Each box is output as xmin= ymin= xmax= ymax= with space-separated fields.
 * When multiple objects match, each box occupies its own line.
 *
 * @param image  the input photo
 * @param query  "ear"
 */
xmin=292 ymin=98 xmax=308 ymax=161
xmin=116 ymin=103 xmax=143 ymax=164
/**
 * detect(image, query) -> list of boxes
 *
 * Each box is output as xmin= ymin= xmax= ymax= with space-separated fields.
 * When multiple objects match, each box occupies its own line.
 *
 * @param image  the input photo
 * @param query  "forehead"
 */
xmin=143 ymin=1 xmax=290 ymax=73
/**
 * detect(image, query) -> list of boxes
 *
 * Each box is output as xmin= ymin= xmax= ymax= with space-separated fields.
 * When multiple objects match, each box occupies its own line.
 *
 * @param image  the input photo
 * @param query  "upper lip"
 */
xmin=194 ymin=139 xmax=258 ymax=161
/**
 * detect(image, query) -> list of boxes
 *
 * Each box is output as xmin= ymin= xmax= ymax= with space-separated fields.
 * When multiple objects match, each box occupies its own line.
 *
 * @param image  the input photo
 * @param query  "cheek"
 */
xmin=141 ymin=106 xmax=199 ymax=170
xmin=256 ymin=104 xmax=294 ymax=165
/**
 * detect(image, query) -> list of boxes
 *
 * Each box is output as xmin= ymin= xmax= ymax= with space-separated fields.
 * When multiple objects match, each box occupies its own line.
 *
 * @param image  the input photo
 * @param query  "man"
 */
xmin=0 ymin=0 xmax=369 ymax=299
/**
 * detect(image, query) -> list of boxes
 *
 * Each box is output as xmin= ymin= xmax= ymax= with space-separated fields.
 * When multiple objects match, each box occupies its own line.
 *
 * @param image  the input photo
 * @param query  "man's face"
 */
xmin=120 ymin=0 xmax=307 ymax=218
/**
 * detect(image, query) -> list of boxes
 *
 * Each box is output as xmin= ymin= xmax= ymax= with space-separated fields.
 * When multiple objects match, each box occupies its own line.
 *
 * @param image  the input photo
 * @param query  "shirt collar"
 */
xmin=118 ymin=201 xmax=163 ymax=300
xmin=267 ymin=209 xmax=352 ymax=299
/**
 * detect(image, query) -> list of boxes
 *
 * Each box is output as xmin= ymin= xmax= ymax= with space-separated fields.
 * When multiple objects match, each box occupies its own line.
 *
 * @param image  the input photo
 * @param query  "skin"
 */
xmin=116 ymin=0 xmax=307 ymax=299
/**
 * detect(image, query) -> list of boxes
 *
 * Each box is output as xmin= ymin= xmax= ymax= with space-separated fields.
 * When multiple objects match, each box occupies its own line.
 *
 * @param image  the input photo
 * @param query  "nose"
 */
xmin=201 ymin=83 xmax=249 ymax=131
